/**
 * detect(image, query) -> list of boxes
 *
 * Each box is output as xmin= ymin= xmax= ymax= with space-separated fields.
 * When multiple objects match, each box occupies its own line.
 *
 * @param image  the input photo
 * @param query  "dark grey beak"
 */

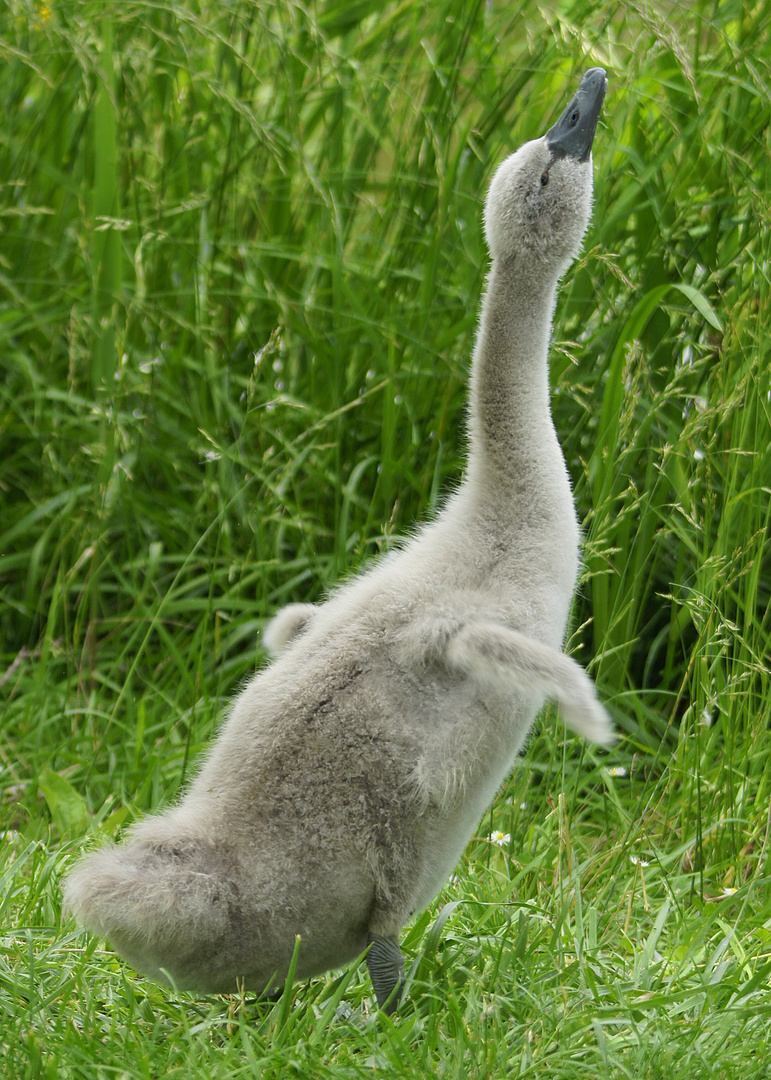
xmin=546 ymin=67 xmax=607 ymax=163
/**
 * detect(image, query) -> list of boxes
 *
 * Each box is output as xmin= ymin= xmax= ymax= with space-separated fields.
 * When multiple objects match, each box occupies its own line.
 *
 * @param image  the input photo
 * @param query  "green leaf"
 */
xmin=422 ymin=900 xmax=464 ymax=959
xmin=672 ymin=282 xmax=724 ymax=332
xmin=38 ymin=769 xmax=90 ymax=838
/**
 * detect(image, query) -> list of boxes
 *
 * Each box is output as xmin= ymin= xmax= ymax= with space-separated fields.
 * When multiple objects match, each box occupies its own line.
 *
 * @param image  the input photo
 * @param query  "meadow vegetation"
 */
xmin=1 ymin=0 xmax=770 ymax=1076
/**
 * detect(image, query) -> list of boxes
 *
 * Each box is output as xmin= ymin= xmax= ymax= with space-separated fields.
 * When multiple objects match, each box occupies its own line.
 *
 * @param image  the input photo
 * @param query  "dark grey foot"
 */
xmin=366 ymin=933 xmax=405 ymax=1014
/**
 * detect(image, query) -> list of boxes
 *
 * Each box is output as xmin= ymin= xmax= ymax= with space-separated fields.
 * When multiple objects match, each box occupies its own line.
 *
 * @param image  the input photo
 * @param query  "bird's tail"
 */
xmin=63 ymin=819 xmax=238 ymax=989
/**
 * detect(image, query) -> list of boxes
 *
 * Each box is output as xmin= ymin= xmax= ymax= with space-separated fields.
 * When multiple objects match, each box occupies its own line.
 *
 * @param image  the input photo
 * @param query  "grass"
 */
xmin=2 ymin=0 xmax=771 ymax=1076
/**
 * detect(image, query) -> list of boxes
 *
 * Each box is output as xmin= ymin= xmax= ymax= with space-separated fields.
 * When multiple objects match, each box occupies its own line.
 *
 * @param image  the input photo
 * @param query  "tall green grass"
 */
xmin=1 ymin=0 xmax=770 ymax=1076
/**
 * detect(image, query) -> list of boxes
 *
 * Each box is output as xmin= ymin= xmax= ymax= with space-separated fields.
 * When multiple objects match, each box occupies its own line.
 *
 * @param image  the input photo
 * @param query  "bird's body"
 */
xmin=64 ymin=68 xmax=612 ymax=1011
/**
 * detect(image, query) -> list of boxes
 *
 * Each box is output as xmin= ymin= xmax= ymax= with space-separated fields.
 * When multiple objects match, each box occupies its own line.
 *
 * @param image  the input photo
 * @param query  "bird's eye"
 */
xmin=570 ymin=109 xmax=580 ymax=127
xmin=540 ymin=171 xmax=549 ymax=186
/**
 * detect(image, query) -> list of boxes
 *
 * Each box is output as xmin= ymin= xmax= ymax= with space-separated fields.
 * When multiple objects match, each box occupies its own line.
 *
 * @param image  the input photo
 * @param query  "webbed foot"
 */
xmin=366 ymin=933 xmax=405 ymax=1014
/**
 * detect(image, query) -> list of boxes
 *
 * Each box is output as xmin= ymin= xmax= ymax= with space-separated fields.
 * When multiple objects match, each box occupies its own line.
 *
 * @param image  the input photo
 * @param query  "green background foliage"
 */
xmin=1 ymin=0 xmax=770 ymax=1076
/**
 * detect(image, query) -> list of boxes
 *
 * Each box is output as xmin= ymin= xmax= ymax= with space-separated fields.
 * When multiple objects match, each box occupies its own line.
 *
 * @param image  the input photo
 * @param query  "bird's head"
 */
xmin=483 ymin=68 xmax=607 ymax=279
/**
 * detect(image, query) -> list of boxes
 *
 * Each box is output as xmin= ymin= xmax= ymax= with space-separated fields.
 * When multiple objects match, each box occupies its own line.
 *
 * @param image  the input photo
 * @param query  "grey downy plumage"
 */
xmin=64 ymin=68 xmax=613 ymax=1014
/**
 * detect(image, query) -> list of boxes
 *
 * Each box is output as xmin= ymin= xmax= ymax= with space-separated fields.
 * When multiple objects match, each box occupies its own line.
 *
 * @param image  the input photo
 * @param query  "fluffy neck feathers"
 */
xmin=465 ymin=257 xmax=562 ymax=500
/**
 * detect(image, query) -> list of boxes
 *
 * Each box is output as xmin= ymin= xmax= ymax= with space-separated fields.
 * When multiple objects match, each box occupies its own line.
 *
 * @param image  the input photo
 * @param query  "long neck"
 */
xmin=465 ymin=259 xmax=562 ymax=500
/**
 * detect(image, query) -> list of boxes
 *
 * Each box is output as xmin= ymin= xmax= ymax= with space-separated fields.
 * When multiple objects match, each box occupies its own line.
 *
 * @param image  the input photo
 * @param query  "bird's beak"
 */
xmin=545 ymin=67 xmax=607 ymax=163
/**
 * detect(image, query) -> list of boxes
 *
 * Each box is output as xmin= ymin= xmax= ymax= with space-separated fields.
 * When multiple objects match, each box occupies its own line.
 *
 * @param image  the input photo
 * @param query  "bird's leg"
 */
xmin=366 ymin=933 xmax=406 ymax=1014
